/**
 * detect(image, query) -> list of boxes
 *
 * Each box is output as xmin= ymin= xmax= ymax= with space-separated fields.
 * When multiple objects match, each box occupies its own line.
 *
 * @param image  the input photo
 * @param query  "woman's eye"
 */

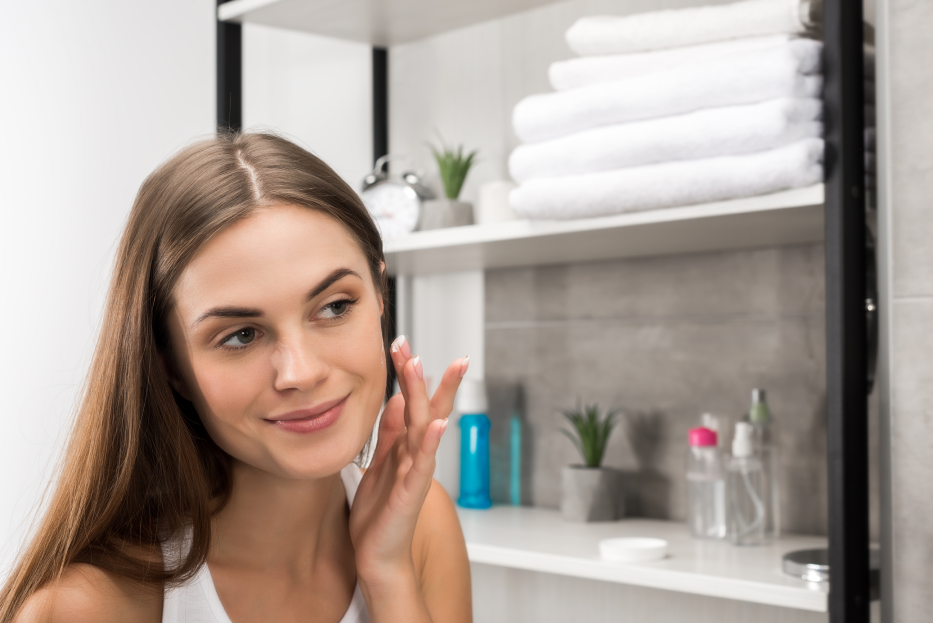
xmin=221 ymin=328 xmax=256 ymax=348
xmin=320 ymin=299 xmax=354 ymax=319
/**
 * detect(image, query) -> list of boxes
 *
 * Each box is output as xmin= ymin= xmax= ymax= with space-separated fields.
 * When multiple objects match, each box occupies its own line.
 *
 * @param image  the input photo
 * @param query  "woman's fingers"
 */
xmin=430 ymin=356 xmax=469 ymax=420
xmin=389 ymin=335 xmax=412 ymax=400
xmin=369 ymin=393 xmax=406 ymax=469
xmin=387 ymin=339 xmax=466 ymax=456
xmin=402 ymin=417 xmax=448 ymax=497
xmin=402 ymin=354 xmax=431 ymax=456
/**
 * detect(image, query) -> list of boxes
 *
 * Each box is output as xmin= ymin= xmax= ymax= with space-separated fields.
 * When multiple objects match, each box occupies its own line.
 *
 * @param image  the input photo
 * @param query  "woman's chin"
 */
xmin=258 ymin=431 xmax=371 ymax=481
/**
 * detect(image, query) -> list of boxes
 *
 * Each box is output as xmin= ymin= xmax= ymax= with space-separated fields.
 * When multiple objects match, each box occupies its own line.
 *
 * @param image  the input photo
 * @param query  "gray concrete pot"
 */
xmin=561 ymin=466 xmax=623 ymax=522
xmin=420 ymin=199 xmax=474 ymax=230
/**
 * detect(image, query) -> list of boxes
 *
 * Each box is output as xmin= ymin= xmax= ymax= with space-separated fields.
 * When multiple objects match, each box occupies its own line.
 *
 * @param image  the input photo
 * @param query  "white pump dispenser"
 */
xmin=727 ymin=421 xmax=766 ymax=545
xmin=732 ymin=422 xmax=755 ymax=459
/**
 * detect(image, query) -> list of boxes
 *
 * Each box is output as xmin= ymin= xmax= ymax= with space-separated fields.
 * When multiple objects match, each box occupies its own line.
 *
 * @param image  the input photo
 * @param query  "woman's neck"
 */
xmin=209 ymin=461 xmax=353 ymax=575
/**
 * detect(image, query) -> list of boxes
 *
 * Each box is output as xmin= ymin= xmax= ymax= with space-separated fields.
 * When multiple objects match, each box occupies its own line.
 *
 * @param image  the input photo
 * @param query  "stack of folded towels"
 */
xmin=509 ymin=0 xmax=826 ymax=220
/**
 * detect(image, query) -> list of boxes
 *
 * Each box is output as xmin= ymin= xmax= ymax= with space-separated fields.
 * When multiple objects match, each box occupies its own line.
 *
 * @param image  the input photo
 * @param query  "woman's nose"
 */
xmin=270 ymin=335 xmax=329 ymax=392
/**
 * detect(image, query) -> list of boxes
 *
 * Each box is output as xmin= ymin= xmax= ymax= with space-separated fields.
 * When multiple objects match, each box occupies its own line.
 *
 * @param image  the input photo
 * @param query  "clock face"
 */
xmin=361 ymin=183 xmax=420 ymax=239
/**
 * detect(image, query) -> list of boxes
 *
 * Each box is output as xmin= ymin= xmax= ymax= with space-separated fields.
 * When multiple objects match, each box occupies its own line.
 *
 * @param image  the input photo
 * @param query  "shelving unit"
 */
xmin=458 ymin=506 xmax=829 ymax=612
xmin=219 ymin=0 xmax=574 ymax=45
xmin=385 ymin=184 xmax=824 ymax=275
xmin=216 ymin=1 xmax=870 ymax=620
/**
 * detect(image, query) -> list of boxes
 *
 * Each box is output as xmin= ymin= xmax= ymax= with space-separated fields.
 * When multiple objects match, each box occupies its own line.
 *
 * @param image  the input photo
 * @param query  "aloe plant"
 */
xmin=429 ymin=141 xmax=477 ymax=200
xmin=560 ymin=404 xmax=620 ymax=468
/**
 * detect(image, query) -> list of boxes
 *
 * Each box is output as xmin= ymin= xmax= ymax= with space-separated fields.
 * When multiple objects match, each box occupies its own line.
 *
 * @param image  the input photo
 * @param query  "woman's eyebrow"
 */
xmin=191 ymin=268 xmax=362 ymax=329
xmin=192 ymin=305 xmax=263 ymax=328
xmin=306 ymin=268 xmax=362 ymax=301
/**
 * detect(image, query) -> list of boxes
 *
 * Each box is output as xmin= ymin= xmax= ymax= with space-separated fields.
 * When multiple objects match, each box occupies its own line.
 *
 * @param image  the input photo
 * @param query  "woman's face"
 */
xmin=165 ymin=204 xmax=386 ymax=480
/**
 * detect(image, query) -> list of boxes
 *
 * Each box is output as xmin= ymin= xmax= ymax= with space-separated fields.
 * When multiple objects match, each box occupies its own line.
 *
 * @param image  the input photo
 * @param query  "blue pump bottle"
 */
xmin=457 ymin=379 xmax=492 ymax=509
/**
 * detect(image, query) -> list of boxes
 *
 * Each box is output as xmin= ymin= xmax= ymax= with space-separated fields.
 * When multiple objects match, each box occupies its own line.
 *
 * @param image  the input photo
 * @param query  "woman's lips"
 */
xmin=265 ymin=395 xmax=348 ymax=433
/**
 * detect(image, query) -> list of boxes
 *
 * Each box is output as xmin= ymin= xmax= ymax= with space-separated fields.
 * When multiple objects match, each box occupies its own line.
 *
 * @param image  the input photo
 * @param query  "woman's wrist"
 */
xmin=358 ymin=560 xmax=432 ymax=623
xmin=356 ymin=555 xmax=417 ymax=596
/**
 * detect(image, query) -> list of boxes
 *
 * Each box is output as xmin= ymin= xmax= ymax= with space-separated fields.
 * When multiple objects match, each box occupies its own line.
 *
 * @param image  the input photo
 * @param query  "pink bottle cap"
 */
xmin=689 ymin=427 xmax=718 ymax=447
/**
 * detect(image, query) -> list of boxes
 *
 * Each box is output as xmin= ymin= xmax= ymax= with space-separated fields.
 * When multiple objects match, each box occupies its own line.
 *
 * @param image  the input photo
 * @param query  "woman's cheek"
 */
xmin=333 ymin=303 xmax=386 ymax=376
xmin=192 ymin=355 xmax=267 ymax=431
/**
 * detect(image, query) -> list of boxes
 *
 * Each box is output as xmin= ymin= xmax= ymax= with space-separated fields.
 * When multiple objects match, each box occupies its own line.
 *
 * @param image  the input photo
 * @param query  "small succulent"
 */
xmin=560 ymin=403 xmax=620 ymax=468
xmin=429 ymin=141 xmax=477 ymax=200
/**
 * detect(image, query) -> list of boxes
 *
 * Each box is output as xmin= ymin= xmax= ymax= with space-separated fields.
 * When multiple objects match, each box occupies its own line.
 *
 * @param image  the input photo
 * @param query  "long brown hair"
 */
xmin=0 ymin=132 xmax=388 ymax=620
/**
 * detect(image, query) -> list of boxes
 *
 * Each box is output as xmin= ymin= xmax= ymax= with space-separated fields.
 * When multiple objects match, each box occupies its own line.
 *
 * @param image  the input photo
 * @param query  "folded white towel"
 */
xmin=566 ymin=0 xmax=810 ymax=56
xmin=509 ymin=138 xmax=824 ymax=220
xmin=514 ymin=38 xmax=822 ymax=143
xmin=550 ymin=34 xmax=795 ymax=91
xmin=510 ymin=98 xmax=822 ymax=183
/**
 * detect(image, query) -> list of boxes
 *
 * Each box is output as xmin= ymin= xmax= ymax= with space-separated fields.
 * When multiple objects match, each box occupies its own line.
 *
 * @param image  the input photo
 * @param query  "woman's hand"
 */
xmin=348 ymin=335 xmax=468 ymax=621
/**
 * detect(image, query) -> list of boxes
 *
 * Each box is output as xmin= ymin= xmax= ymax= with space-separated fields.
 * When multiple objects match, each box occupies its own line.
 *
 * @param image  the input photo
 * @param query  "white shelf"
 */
xmin=458 ymin=506 xmax=829 ymax=612
xmin=218 ymin=0 xmax=562 ymax=45
xmin=384 ymin=184 xmax=824 ymax=276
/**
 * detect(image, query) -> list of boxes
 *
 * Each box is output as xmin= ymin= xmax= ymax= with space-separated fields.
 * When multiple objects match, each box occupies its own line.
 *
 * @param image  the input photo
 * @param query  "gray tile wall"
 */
xmin=485 ymin=244 xmax=832 ymax=535
xmin=877 ymin=0 xmax=933 ymax=620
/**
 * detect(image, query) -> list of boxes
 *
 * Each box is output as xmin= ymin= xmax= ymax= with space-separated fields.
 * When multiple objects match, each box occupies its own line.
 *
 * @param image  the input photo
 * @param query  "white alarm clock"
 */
xmin=360 ymin=155 xmax=432 ymax=239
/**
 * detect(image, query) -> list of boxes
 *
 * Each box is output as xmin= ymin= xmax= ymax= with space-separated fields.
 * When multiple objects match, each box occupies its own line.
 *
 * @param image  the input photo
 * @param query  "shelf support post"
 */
xmin=372 ymin=45 xmax=395 ymax=399
xmin=823 ymin=0 xmax=870 ymax=621
xmin=217 ymin=1 xmax=242 ymax=131
xmin=373 ymin=47 xmax=389 ymax=163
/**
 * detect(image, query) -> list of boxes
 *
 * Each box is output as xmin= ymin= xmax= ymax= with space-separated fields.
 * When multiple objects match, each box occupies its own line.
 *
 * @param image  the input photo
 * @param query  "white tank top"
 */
xmin=162 ymin=464 xmax=370 ymax=623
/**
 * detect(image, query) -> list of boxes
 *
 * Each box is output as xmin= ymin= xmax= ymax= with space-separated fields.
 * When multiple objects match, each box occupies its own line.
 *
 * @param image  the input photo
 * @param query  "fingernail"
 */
xmin=440 ymin=418 xmax=449 ymax=436
xmin=459 ymin=355 xmax=470 ymax=378
xmin=413 ymin=356 xmax=423 ymax=380
xmin=390 ymin=334 xmax=406 ymax=354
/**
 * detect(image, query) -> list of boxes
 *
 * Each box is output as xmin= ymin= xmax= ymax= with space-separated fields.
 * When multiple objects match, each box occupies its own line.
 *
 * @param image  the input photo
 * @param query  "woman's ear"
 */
xmin=159 ymin=350 xmax=192 ymax=401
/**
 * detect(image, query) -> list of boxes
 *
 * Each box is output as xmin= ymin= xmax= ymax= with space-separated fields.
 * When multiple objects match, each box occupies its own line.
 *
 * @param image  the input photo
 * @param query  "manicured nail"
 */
xmin=391 ymin=334 xmax=406 ymax=354
xmin=459 ymin=355 xmax=470 ymax=378
xmin=413 ymin=356 xmax=423 ymax=380
xmin=440 ymin=418 xmax=449 ymax=436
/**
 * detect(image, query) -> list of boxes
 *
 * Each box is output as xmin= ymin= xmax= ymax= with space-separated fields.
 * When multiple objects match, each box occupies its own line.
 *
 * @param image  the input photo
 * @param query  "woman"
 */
xmin=0 ymin=132 xmax=472 ymax=622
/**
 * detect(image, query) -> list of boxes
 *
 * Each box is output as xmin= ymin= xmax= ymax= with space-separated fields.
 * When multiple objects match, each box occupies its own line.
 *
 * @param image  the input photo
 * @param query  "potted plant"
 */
xmin=420 ymin=141 xmax=477 ymax=230
xmin=560 ymin=403 xmax=623 ymax=522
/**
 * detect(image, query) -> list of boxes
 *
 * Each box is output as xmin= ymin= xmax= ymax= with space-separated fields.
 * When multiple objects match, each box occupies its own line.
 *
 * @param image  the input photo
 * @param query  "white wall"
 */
xmin=243 ymin=24 xmax=373 ymax=189
xmin=0 ymin=1 xmax=215 ymax=573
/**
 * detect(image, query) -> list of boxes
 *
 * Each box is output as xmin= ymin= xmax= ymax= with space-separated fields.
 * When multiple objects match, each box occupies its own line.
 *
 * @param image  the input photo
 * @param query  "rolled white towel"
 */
xmin=509 ymin=137 xmax=824 ymax=220
xmin=510 ymin=98 xmax=822 ymax=183
xmin=514 ymin=38 xmax=822 ymax=144
xmin=550 ymin=34 xmax=795 ymax=91
xmin=566 ymin=0 xmax=811 ymax=56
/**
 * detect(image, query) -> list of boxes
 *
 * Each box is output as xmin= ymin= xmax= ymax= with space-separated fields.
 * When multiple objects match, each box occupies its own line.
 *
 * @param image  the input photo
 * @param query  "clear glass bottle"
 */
xmin=686 ymin=427 xmax=726 ymax=540
xmin=748 ymin=388 xmax=781 ymax=540
xmin=727 ymin=422 xmax=767 ymax=545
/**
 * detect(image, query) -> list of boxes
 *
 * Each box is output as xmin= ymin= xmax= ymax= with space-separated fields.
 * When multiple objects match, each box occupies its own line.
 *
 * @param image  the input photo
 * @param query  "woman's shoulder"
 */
xmin=412 ymin=479 xmax=472 ymax=622
xmin=414 ymin=478 xmax=466 ymax=551
xmin=15 ymin=564 xmax=162 ymax=623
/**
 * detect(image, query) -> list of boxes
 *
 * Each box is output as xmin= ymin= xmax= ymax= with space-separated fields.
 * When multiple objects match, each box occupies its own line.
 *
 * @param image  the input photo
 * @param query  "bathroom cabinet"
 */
xmin=216 ymin=1 xmax=870 ymax=621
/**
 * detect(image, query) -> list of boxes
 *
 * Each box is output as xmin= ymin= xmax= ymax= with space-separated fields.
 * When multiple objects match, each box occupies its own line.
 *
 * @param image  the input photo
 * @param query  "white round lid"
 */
xmin=598 ymin=537 xmax=668 ymax=562
xmin=455 ymin=378 xmax=487 ymax=414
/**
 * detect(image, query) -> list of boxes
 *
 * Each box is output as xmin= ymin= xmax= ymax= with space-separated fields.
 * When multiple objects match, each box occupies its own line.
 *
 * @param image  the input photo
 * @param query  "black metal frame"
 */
xmin=822 ymin=0 xmax=870 ymax=620
xmin=371 ymin=47 xmax=396 ymax=399
xmin=216 ymin=1 xmax=242 ymax=131
xmin=216 ymin=1 xmax=873 ymax=619
xmin=373 ymin=47 xmax=389 ymax=164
